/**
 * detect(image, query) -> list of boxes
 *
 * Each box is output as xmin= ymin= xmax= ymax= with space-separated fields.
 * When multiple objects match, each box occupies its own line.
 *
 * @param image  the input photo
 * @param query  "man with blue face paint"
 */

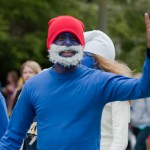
xmin=1 ymin=14 xmax=150 ymax=150
xmin=48 ymin=32 xmax=83 ymax=69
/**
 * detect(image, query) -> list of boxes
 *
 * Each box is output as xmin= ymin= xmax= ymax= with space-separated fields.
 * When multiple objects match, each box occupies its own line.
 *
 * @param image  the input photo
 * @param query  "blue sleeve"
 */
xmin=0 ymin=85 xmax=35 ymax=149
xmin=100 ymin=56 xmax=150 ymax=103
xmin=0 ymin=92 xmax=9 ymax=139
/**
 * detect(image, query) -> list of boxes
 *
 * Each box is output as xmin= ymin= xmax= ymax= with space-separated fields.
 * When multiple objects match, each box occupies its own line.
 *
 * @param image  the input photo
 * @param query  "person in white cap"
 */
xmin=81 ymin=30 xmax=131 ymax=150
xmin=1 ymin=14 xmax=150 ymax=150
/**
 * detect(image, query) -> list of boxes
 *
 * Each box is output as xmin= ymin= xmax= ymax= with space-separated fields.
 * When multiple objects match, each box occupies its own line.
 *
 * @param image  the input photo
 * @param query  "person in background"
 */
xmin=12 ymin=60 xmax=42 ymax=111
xmin=130 ymin=72 xmax=150 ymax=150
xmin=1 ymin=14 xmax=150 ymax=150
xmin=12 ymin=60 xmax=42 ymax=150
xmin=2 ymin=70 xmax=18 ymax=115
xmin=81 ymin=30 xmax=131 ymax=150
xmin=0 ymin=92 xmax=9 ymax=139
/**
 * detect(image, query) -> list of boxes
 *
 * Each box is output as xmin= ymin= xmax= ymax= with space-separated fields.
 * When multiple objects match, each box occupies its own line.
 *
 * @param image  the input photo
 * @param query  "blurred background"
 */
xmin=0 ymin=0 xmax=149 ymax=85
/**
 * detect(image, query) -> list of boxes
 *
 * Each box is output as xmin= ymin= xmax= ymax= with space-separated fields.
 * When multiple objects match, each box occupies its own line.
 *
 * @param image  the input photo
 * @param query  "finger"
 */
xmin=144 ymin=13 xmax=150 ymax=48
xmin=145 ymin=13 xmax=150 ymax=31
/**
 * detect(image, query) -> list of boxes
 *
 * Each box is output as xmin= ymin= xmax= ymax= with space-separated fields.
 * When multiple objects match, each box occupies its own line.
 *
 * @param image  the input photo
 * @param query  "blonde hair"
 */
xmin=20 ymin=60 xmax=42 ymax=75
xmin=93 ymin=54 xmax=132 ymax=77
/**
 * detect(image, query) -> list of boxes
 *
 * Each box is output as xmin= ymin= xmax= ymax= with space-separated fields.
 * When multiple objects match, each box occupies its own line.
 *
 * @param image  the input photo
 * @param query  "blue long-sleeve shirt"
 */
xmin=0 ymin=92 xmax=8 ymax=139
xmin=1 ymin=56 xmax=150 ymax=150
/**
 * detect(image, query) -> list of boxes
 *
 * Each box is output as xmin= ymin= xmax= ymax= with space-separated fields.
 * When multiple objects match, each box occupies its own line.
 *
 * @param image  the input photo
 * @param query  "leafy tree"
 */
xmin=107 ymin=0 xmax=150 ymax=72
xmin=0 ymin=0 xmax=98 ymax=84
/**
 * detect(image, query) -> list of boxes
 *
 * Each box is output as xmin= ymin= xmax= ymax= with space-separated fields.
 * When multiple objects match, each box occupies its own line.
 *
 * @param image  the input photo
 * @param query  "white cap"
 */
xmin=84 ymin=30 xmax=115 ymax=60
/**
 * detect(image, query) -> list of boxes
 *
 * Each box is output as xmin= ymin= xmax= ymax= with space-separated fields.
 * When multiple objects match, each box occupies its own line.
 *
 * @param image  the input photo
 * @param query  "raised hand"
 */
xmin=145 ymin=13 xmax=150 ymax=49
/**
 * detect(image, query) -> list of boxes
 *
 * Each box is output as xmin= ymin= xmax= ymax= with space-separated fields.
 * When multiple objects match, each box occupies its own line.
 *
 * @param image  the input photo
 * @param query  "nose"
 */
xmin=65 ymin=37 xmax=72 ymax=47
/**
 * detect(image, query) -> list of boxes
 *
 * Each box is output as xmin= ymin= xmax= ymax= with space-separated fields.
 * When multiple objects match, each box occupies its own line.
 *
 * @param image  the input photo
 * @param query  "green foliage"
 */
xmin=0 ymin=0 xmax=98 ymax=83
xmin=107 ymin=0 xmax=150 ymax=73
xmin=0 ymin=0 xmax=51 ymax=82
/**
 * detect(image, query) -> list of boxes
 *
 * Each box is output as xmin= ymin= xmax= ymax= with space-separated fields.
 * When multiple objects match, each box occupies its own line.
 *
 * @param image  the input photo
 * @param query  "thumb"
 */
xmin=144 ymin=13 xmax=150 ymax=49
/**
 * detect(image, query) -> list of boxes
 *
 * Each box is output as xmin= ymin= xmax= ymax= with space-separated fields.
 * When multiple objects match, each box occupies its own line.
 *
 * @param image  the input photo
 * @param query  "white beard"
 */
xmin=48 ymin=44 xmax=83 ymax=67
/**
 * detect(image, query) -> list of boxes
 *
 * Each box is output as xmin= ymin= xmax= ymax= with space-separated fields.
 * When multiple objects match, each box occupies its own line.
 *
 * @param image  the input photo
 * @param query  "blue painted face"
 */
xmin=54 ymin=32 xmax=80 ymax=46
xmin=81 ymin=52 xmax=98 ymax=69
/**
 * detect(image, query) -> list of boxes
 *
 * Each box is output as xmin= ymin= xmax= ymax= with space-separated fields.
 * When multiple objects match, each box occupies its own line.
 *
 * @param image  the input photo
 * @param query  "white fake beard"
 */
xmin=48 ymin=44 xmax=83 ymax=67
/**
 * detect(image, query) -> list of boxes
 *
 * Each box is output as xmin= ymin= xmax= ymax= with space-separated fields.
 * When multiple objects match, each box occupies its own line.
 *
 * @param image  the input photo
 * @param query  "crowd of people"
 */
xmin=0 ymin=13 xmax=150 ymax=150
